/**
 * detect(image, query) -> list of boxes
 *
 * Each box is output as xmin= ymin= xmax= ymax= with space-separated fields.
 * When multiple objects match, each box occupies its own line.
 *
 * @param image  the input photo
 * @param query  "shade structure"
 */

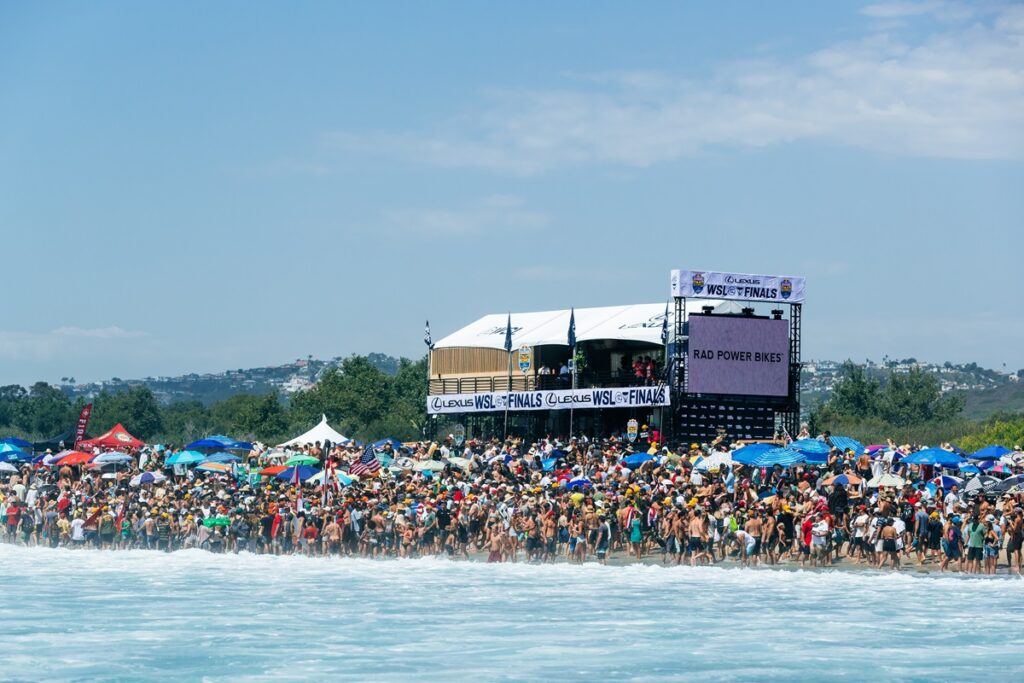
xmin=866 ymin=472 xmax=906 ymax=488
xmin=790 ymin=439 xmax=831 ymax=464
xmin=0 ymin=462 xmax=18 ymax=473
xmin=278 ymin=415 xmax=348 ymax=448
xmin=752 ymin=447 xmax=805 ymax=467
xmin=372 ymin=437 xmax=404 ymax=451
xmin=901 ymin=448 xmax=966 ymax=467
xmin=622 ymin=453 xmax=656 ymax=469
xmin=164 ymin=450 xmax=207 ymax=466
xmin=78 ymin=423 xmax=144 ymax=451
xmin=260 ymin=465 xmax=288 ymax=476
xmin=823 ymin=473 xmax=862 ymax=486
xmin=829 ymin=436 xmax=865 ymax=456
xmin=970 ymin=445 xmax=1011 ymax=461
xmin=0 ymin=437 xmax=33 ymax=449
xmin=130 ymin=471 xmax=167 ymax=486
xmin=306 ymin=469 xmax=354 ymax=487
xmin=931 ymin=475 xmax=964 ymax=489
xmin=963 ymin=475 xmax=1000 ymax=497
xmin=275 ymin=465 xmax=319 ymax=482
xmin=205 ymin=452 xmax=242 ymax=463
xmin=731 ymin=443 xmax=776 ymax=465
xmin=0 ymin=444 xmax=29 ymax=463
xmin=55 ymin=451 xmax=96 ymax=466
xmin=186 ymin=435 xmax=254 ymax=451
xmin=93 ymin=452 xmax=133 ymax=464
xmin=196 ymin=462 xmax=233 ymax=474
xmin=695 ymin=452 xmax=732 ymax=472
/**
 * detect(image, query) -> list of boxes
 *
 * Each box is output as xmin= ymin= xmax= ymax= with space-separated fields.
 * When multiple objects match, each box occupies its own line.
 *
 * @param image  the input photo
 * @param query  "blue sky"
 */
xmin=1 ymin=1 xmax=1022 ymax=385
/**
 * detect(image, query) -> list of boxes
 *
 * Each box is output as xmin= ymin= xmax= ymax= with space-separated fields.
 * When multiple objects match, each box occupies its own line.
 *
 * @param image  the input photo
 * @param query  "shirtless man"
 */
xmin=540 ymin=510 xmax=557 ymax=563
xmin=688 ymin=508 xmax=710 ymax=566
xmin=744 ymin=512 xmax=763 ymax=567
xmin=322 ymin=516 xmax=342 ymax=555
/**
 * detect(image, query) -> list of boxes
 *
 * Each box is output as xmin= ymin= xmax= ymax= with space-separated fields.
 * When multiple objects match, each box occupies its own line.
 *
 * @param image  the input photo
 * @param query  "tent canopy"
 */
xmin=278 ymin=415 xmax=348 ymax=448
xmin=433 ymin=301 xmax=742 ymax=351
xmin=78 ymin=423 xmax=144 ymax=450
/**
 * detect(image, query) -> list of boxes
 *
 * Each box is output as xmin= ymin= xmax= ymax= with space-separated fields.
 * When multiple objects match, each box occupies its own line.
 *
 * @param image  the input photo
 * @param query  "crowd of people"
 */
xmin=2 ymin=430 xmax=1023 ymax=575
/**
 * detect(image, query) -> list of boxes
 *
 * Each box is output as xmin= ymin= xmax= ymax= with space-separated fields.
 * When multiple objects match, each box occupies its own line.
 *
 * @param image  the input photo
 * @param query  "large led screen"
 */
xmin=687 ymin=316 xmax=789 ymax=397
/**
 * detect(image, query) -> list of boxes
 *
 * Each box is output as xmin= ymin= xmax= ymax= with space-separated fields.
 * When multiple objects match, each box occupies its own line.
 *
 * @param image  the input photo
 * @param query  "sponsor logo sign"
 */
xmin=427 ymin=386 xmax=671 ymax=415
xmin=670 ymin=269 xmax=806 ymax=304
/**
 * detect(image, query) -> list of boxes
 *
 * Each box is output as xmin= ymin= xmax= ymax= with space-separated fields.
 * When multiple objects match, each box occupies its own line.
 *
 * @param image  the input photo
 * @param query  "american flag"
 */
xmin=349 ymin=444 xmax=381 ymax=476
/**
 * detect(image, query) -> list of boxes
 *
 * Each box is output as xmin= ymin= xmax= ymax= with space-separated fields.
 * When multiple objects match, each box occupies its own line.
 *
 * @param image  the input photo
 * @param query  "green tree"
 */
xmin=824 ymin=361 xmax=880 ymax=420
xmin=17 ymin=382 xmax=73 ymax=437
xmin=209 ymin=393 xmax=287 ymax=441
xmin=877 ymin=367 xmax=964 ymax=427
xmin=91 ymin=387 xmax=164 ymax=440
xmin=160 ymin=400 xmax=211 ymax=444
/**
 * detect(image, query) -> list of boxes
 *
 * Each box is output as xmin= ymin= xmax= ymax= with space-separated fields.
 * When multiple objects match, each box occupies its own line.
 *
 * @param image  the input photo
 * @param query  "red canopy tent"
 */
xmin=78 ymin=423 xmax=144 ymax=451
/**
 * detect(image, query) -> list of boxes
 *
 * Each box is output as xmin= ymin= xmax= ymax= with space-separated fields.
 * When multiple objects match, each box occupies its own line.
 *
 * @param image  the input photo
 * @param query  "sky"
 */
xmin=1 ymin=1 xmax=1022 ymax=386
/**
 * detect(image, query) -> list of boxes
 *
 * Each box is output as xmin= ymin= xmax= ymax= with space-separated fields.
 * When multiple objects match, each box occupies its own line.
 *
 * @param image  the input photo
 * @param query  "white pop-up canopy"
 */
xmin=278 ymin=415 xmax=349 ymax=448
xmin=433 ymin=301 xmax=743 ymax=351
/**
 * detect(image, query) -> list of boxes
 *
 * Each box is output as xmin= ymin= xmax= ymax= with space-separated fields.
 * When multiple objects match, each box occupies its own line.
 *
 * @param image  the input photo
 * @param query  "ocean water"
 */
xmin=1 ymin=546 xmax=1022 ymax=682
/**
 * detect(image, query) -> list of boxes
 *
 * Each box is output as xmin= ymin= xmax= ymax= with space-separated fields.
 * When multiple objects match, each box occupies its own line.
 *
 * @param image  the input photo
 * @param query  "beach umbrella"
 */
xmin=753 ymin=447 xmax=805 ymax=468
xmin=391 ymin=457 xmax=415 ymax=471
xmin=0 ymin=437 xmax=33 ymax=449
xmin=55 ymin=451 xmax=96 ymax=466
xmin=931 ymin=475 xmax=964 ymax=489
xmin=164 ymin=450 xmax=206 ymax=466
xmin=205 ymin=452 xmax=242 ymax=463
xmin=958 ymin=462 xmax=983 ymax=474
xmin=306 ymin=469 xmax=354 ymax=487
xmin=970 ymin=445 xmax=1011 ymax=461
xmin=901 ymin=448 xmax=966 ymax=468
xmin=622 ymin=453 xmax=656 ymax=469
xmin=829 ymin=436 xmax=865 ymax=456
xmin=731 ymin=443 xmax=776 ymax=465
xmin=275 ymin=465 xmax=319 ymax=482
xmin=866 ymin=472 xmax=906 ymax=488
xmin=0 ymin=444 xmax=30 ymax=463
xmin=372 ymin=437 xmax=404 ymax=451
xmin=130 ymin=471 xmax=167 ymax=486
xmin=93 ymin=452 xmax=133 ymax=464
xmin=446 ymin=456 xmax=472 ymax=470
xmin=42 ymin=450 xmax=73 ymax=466
xmin=414 ymin=460 xmax=446 ymax=473
xmin=0 ymin=462 xmax=17 ymax=473
xmin=963 ymin=475 xmax=1000 ymax=497
xmin=791 ymin=439 xmax=831 ymax=456
xmin=824 ymin=473 xmax=862 ymax=486
xmin=567 ymin=477 xmax=592 ymax=490
xmin=260 ymin=465 xmax=288 ymax=476
xmin=994 ymin=474 xmax=1024 ymax=495
xmin=285 ymin=455 xmax=320 ymax=466
xmin=866 ymin=444 xmax=888 ymax=455
xmin=196 ymin=462 xmax=233 ymax=474
xmin=695 ymin=451 xmax=732 ymax=472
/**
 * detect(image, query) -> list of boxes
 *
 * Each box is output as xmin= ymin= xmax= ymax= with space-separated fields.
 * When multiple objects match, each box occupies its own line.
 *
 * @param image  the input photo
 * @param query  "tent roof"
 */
xmin=433 ymin=301 xmax=742 ymax=351
xmin=78 ymin=423 xmax=144 ymax=450
xmin=278 ymin=415 xmax=349 ymax=448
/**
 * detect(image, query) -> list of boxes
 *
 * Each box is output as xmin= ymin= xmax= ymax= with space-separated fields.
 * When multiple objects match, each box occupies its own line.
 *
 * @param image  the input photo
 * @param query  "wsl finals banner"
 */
xmin=671 ymin=270 xmax=806 ymax=304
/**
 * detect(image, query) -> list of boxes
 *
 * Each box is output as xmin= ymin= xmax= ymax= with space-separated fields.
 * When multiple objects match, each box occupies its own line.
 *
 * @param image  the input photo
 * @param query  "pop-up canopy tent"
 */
xmin=78 ymin=423 xmax=145 ymax=451
xmin=278 ymin=415 xmax=348 ymax=448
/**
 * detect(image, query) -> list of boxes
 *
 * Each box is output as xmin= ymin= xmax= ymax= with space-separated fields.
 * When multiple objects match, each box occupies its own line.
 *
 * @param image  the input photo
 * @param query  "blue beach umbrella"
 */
xmin=164 ymin=450 xmax=207 ymax=466
xmin=567 ymin=477 xmax=592 ymax=490
xmin=0 ymin=444 xmax=29 ymax=463
xmin=541 ymin=458 xmax=558 ymax=472
xmin=205 ymin=452 xmax=242 ymax=463
xmin=931 ymin=475 xmax=964 ymax=489
xmin=790 ymin=439 xmax=832 ymax=464
xmin=828 ymin=436 xmax=865 ymax=457
xmin=275 ymin=465 xmax=319 ymax=482
xmin=622 ymin=452 xmax=656 ymax=469
xmin=970 ymin=445 xmax=1011 ymax=461
xmin=731 ymin=443 xmax=775 ymax=465
xmin=93 ymin=452 xmax=133 ymax=464
xmin=1 ymin=437 xmax=33 ymax=449
xmin=753 ymin=447 xmax=806 ymax=468
xmin=901 ymin=448 xmax=965 ymax=468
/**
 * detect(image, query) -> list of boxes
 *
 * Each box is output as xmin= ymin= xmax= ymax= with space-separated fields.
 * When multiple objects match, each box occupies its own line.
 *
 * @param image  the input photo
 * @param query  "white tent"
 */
xmin=278 ymin=415 xmax=349 ymax=448
xmin=432 ymin=301 xmax=743 ymax=351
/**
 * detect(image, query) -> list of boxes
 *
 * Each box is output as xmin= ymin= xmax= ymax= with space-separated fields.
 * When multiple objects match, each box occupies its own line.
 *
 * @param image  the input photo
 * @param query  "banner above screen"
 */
xmin=671 ymin=270 xmax=806 ymax=304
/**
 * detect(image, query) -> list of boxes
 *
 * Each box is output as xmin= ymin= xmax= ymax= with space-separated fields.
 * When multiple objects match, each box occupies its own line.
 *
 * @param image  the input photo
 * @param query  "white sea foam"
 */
xmin=1 ymin=545 xmax=1022 ymax=681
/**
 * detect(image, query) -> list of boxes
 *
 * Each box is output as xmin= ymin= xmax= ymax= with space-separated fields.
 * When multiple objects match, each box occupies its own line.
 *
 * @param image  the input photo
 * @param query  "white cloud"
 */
xmin=329 ymin=4 xmax=1024 ymax=173
xmin=51 ymin=326 xmax=148 ymax=339
xmin=382 ymin=195 xmax=549 ymax=236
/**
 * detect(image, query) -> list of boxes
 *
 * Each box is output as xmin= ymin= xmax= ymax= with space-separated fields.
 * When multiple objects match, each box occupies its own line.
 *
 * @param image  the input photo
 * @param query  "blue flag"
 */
xmin=567 ymin=307 xmax=576 ymax=349
xmin=660 ymin=303 xmax=669 ymax=345
xmin=504 ymin=313 xmax=512 ymax=352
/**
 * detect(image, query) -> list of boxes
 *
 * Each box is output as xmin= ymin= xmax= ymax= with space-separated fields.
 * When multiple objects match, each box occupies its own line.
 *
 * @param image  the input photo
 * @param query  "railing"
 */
xmin=428 ymin=370 xmax=665 ymax=396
